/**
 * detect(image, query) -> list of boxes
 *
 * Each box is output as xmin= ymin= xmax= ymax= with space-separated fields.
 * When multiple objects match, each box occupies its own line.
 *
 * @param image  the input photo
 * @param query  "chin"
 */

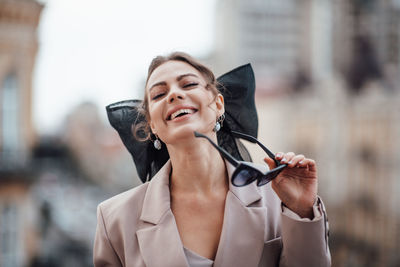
xmin=162 ymin=124 xmax=211 ymax=144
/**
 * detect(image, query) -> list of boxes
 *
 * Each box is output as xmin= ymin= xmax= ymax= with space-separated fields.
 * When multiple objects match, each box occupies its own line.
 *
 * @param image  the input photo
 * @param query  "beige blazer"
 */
xmin=93 ymin=161 xmax=331 ymax=267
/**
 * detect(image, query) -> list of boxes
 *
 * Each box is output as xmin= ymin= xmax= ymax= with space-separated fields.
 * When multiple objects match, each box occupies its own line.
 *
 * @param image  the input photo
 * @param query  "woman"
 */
xmin=94 ymin=52 xmax=331 ymax=267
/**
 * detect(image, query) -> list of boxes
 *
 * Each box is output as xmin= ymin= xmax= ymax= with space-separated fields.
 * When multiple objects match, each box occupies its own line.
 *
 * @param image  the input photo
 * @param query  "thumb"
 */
xmin=263 ymin=157 xmax=276 ymax=170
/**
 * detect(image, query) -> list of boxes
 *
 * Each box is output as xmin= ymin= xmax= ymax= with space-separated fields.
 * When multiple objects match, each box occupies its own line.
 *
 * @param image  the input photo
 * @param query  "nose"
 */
xmin=167 ymin=86 xmax=184 ymax=103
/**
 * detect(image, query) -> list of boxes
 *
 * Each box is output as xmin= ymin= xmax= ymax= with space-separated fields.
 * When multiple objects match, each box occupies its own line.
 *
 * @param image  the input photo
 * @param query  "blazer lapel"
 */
xmin=136 ymin=160 xmax=268 ymax=267
xmin=136 ymin=161 xmax=189 ymax=267
xmin=214 ymin=162 xmax=267 ymax=267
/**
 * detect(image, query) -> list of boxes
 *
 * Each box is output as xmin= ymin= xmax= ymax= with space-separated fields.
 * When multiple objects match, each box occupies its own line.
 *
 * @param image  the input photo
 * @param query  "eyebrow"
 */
xmin=177 ymin=73 xmax=199 ymax=81
xmin=148 ymin=73 xmax=200 ymax=92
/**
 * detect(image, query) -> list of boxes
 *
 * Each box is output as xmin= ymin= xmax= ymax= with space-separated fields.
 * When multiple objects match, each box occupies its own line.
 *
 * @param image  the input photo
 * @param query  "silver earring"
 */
xmin=213 ymin=121 xmax=221 ymax=132
xmin=213 ymin=114 xmax=225 ymax=132
xmin=153 ymin=135 xmax=162 ymax=150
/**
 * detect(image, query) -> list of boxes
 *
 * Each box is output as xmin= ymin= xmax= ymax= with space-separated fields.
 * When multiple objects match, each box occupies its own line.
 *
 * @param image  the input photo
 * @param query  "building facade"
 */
xmin=0 ymin=0 xmax=43 ymax=266
xmin=212 ymin=0 xmax=400 ymax=266
xmin=212 ymin=0 xmax=313 ymax=94
xmin=253 ymin=85 xmax=400 ymax=266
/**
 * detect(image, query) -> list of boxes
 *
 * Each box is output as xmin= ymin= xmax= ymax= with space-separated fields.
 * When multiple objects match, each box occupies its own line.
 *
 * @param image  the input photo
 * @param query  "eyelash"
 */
xmin=151 ymin=83 xmax=199 ymax=100
xmin=183 ymin=82 xmax=198 ymax=88
xmin=152 ymin=93 xmax=165 ymax=100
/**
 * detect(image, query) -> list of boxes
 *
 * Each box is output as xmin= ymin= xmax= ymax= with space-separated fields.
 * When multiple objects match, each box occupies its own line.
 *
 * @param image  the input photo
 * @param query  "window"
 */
xmin=0 ymin=203 xmax=21 ymax=267
xmin=1 ymin=74 xmax=19 ymax=154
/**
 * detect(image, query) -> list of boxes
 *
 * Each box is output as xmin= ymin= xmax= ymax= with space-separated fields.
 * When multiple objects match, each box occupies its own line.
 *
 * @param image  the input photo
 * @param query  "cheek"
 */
xmin=148 ymin=104 xmax=162 ymax=130
xmin=201 ymin=92 xmax=218 ymax=113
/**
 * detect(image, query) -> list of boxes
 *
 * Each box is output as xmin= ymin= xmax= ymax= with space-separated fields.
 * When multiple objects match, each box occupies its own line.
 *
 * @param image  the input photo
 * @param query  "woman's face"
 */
xmin=146 ymin=60 xmax=224 ymax=145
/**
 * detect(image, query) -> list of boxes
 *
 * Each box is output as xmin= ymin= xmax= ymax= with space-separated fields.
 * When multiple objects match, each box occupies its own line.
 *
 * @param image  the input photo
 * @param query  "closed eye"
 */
xmin=152 ymin=93 xmax=165 ymax=100
xmin=183 ymin=82 xmax=198 ymax=88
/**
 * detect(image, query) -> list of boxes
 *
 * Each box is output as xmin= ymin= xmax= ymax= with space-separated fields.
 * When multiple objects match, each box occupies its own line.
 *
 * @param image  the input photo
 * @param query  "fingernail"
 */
xmin=288 ymin=160 xmax=293 ymax=164
xmin=276 ymin=153 xmax=282 ymax=158
xmin=281 ymin=158 xmax=287 ymax=163
xmin=299 ymin=160 xmax=304 ymax=164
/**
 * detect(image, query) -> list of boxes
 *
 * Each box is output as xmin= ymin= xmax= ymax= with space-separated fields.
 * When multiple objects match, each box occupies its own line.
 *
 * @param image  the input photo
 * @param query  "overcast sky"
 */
xmin=33 ymin=0 xmax=216 ymax=134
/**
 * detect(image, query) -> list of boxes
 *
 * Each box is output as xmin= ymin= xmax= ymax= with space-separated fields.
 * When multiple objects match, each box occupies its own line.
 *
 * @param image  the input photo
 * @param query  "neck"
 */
xmin=167 ymin=135 xmax=229 ymax=196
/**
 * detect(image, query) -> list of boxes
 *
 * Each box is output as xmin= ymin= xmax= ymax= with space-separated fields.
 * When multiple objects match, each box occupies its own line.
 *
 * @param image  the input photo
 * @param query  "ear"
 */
xmin=149 ymin=120 xmax=157 ymax=135
xmin=215 ymin=94 xmax=225 ymax=117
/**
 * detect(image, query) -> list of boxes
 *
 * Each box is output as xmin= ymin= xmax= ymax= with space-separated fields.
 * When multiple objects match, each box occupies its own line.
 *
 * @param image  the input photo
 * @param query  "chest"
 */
xmin=171 ymin=196 xmax=226 ymax=260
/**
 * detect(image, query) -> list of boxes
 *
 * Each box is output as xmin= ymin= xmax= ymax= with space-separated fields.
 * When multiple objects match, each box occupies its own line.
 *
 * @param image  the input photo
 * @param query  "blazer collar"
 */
xmin=139 ymin=160 xmax=172 ymax=224
xmin=139 ymin=160 xmax=262 ymax=224
xmin=137 ymin=160 xmax=266 ymax=267
xmin=225 ymin=160 xmax=262 ymax=206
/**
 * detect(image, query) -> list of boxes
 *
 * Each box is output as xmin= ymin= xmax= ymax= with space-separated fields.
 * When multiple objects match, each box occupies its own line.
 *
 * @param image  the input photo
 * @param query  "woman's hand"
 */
xmin=264 ymin=152 xmax=318 ymax=219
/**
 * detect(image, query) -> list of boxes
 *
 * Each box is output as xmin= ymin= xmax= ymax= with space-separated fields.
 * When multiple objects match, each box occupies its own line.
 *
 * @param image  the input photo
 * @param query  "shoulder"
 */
xmin=98 ymin=160 xmax=172 ymax=226
xmin=94 ymin=183 xmax=150 ymax=265
xmin=98 ymin=182 xmax=149 ymax=225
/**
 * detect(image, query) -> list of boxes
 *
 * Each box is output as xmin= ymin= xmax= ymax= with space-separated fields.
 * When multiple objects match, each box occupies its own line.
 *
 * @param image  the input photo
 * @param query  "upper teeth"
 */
xmin=170 ymin=109 xmax=195 ymax=120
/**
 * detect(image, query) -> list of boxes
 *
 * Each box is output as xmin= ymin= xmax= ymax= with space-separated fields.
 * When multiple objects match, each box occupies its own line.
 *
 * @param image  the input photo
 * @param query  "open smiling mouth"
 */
xmin=167 ymin=108 xmax=198 ymax=121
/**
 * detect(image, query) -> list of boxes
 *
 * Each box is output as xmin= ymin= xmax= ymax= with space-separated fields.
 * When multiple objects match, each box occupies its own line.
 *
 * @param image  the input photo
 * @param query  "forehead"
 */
xmin=146 ymin=60 xmax=204 ymax=89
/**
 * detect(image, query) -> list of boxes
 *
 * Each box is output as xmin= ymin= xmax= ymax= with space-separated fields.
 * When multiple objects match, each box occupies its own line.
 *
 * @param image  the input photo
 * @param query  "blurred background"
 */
xmin=0 ymin=0 xmax=399 ymax=266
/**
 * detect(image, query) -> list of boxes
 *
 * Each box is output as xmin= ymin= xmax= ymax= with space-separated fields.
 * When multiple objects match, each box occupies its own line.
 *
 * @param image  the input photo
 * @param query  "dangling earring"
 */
xmin=153 ymin=134 xmax=162 ymax=150
xmin=213 ymin=114 xmax=225 ymax=132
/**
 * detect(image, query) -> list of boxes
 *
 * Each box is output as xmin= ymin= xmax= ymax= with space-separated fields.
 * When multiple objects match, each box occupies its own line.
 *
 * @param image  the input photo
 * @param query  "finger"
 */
xmin=287 ymin=154 xmax=305 ymax=168
xmin=298 ymin=158 xmax=317 ymax=171
xmin=279 ymin=152 xmax=295 ymax=164
xmin=263 ymin=157 xmax=276 ymax=170
xmin=275 ymin=152 xmax=284 ymax=161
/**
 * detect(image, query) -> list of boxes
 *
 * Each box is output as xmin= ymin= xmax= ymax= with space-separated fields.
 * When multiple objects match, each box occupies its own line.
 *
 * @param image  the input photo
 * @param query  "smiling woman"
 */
xmin=146 ymin=60 xmax=223 ymax=146
xmin=140 ymin=53 xmax=222 ymax=142
xmin=93 ymin=52 xmax=331 ymax=267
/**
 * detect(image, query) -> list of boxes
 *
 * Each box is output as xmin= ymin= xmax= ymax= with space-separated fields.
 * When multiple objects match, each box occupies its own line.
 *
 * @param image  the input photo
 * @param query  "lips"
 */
xmin=166 ymin=106 xmax=198 ymax=121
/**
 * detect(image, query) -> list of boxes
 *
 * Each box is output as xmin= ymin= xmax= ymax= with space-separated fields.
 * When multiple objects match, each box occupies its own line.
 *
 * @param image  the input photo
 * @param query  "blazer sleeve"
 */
xmin=93 ymin=205 xmax=123 ymax=267
xmin=279 ymin=196 xmax=331 ymax=267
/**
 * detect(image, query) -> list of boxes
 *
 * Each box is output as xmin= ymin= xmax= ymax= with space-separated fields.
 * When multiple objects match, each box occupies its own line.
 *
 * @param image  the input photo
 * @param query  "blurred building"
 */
xmin=0 ymin=0 xmax=43 ymax=266
xmin=0 ymin=0 xmax=42 ymax=161
xmin=332 ymin=0 xmax=400 ymax=93
xmin=0 ymin=1 xmax=136 ymax=266
xmin=62 ymin=101 xmax=139 ymax=191
xmin=213 ymin=0 xmax=400 ymax=266
xmin=30 ymin=137 xmax=102 ymax=267
xmin=255 ymin=82 xmax=400 ymax=267
xmin=212 ymin=0 xmax=400 ymax=93
xmin=213 ymin=0 xmax=313 ymax=94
